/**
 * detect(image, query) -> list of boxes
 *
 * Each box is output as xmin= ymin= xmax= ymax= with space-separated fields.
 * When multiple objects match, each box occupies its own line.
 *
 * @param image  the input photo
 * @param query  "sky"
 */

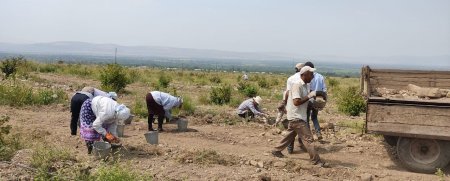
xmin=0 ymin=0 xmax=449 ymax=58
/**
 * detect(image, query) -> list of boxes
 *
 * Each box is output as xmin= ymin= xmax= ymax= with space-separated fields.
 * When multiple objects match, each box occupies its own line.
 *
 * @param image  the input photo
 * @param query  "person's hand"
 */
xmin=308 ymin=91 xmax=317 ymax=99
xmin=104 ymin=132 xmax=120 ymax=143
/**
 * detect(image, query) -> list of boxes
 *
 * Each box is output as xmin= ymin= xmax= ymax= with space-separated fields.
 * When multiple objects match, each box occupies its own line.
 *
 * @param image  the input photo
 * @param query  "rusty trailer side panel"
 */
xmin=366 ymin=98 xmax=450 ymax=141
xmin=362 ymin=66 xmax=450 ymax=141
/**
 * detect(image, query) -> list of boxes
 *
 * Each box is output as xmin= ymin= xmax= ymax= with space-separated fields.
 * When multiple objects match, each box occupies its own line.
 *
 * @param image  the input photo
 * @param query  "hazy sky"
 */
xmin=0 ymin=0 xmax=449 ymax=57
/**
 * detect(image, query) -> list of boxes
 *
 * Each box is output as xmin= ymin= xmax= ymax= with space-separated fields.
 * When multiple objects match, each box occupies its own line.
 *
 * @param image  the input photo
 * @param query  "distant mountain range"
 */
xmin=0 ymin=41 xmax=292 ymax=61
xmin=0 ymin=41 xmax=449 ymax=70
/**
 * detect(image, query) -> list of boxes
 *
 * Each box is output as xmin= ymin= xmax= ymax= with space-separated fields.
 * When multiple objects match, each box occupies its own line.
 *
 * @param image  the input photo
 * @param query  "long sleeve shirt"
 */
xmin=91 ymin=96 xmax=119 ymax=136
xmin=150 ymin=91 xmax=182 ymax=119
xmin=237 ymin=98 xmax=263 ymax=116
xmin=309 ymin=72 xmax=327 ymax=92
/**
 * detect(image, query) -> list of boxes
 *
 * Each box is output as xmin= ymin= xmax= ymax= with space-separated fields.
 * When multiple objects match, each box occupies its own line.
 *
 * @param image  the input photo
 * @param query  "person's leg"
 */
xmin=272 ymin=121 xmax=297 ymax=157
xmin=311 ymin=108 xmax=322 ymax=139
xmin=70 ymin=112 xmax=79 ymax=135
xmin=148 ymin=114 xmax=155 ymax=131
xmin=85 ymin=140 xmax=94 ymax=154
xmin=297 ymin=121 xmax=321 ymax=164
xmin=287 ymin=137 xmax=295 ymax=154
xmin=306 ymin=104 xmax=312 ymax=129
xmin=157 ymin=114 xmax=165 ymax=131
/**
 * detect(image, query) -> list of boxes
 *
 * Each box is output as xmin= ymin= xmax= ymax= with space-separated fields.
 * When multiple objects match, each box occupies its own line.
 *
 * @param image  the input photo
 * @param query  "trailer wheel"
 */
xmin=383 ymin=135 xmax=398 ymax=146
xmin=397 ymin=137 xmax=450 ymax=173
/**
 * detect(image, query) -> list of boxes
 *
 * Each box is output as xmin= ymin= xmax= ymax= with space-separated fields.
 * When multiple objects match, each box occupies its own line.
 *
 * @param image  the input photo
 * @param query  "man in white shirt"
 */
xmin=272 ymin=66 xmax=329 ymax=167
xmin=275 ymin=63 xmax=306 ymax=154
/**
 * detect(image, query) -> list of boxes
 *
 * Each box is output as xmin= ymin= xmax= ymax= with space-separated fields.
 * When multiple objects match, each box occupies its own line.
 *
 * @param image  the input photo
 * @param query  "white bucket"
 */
xmin=177 ymin=118 xmax=188 ymax=132
xmin=117 ymin=124 xmax=125 ymax=137
xmin=144 ymin=131 xmax=158 ymax=145
xmin=93 ymin=141 xmax=111 ymax=159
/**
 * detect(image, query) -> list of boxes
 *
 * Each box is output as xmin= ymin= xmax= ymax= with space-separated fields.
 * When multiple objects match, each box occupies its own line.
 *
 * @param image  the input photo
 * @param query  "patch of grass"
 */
xmin=32 ymin=145 xmax=76 ymax=180
xmin=336 ymin=119 xmax=365 ymax=133
xmin=0 ymin=116 xmax=23 ymax=161
xmin=198 ymin=94 xmax=210 ymax=105
xmin=177 ymin=149 xmax=237 ymax=166
xmin=93 ymin=163 xmax=153 ymax=181
xmin=435 ymin=168 xmax=446 ymax=181
xmin=179 ymin=96 xmax=195 ymax=116
xmin=0 ymin=83 xmax=67 ymax=107
xmin=132 ymin=95 xmax=148 ymax=118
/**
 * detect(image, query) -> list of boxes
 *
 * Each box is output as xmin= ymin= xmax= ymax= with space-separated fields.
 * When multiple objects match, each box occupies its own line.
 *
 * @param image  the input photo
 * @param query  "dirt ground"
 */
xmin=1 ymin=73 xmax=449 ymax=181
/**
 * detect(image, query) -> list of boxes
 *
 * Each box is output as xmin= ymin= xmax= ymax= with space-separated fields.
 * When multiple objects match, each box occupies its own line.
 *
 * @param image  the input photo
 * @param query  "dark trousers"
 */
xmin=238 ymin=111 xmax=255 ymax=119
xmin=146 ymin=93 xmax=165 ymax=130
xmin=274 ymin=119 xmax=321 ymax=164
xmin=70 ymin=94 xmax=89 ymax=135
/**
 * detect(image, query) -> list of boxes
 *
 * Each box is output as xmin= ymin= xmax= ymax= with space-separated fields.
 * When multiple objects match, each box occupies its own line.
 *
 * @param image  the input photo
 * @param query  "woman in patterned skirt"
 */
xmin=79 ymin=96 xmax=131 ymax=154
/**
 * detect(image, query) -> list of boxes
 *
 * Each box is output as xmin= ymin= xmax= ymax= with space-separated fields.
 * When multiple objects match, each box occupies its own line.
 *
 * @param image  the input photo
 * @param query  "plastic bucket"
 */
xmin=177 ymin=118 xmax=188 ymax=132
xmin=93 ymin=141 xmax=111 ymax=159
xmin=144 ymin=131 xmax=158 ymax=145
xmin=117 ymin=124 xmax=125 ymax=137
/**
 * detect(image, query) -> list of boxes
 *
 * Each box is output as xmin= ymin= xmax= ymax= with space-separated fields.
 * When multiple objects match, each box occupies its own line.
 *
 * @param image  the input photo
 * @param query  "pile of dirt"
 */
xmin=374 ymin=84 xmax=450 ymax=101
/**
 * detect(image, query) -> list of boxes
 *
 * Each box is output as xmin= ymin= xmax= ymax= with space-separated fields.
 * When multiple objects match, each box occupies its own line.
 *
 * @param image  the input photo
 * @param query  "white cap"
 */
xmin=253 ymin=96 xmax=262 ymax=105
xmin=299 ymin=66 xmax=316 ymax=75
xmin=115 ymin=104 xmax=131 ymax=122
xmin=295 ymin=63 xmax=305 ymax=70
xmin=108 ymin=92 xmax=118 ymax=100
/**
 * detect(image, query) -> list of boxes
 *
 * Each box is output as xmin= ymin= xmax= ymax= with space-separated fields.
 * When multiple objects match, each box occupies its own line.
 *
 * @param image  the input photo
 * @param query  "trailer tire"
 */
xmin=383 ymin=135 xmax=398 ymax=147
xmin=397 ymin=137 xmax=450 ymax=173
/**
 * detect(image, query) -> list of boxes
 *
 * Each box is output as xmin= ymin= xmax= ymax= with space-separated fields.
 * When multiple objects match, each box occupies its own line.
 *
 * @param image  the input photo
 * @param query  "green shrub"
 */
xmin=327 ymin=77 xmax=339 ymax=90
xmin=158 ymin=73 xmax=171 ymax=88
xmin=257 ymin=78 xmax=269 ymax=89
xmin=209 ymin=76 xmax=222 ymax=84
xmin=336 ymin=86 xmax=366 ymax=116
xmin=1 ymin=56 xmax=26 ymax=78
xmin=100 ymin=64 xmax=130 ymax=92
xmin=210 ymin=85 xmax=232 ymax=105
xmin=237 ymin=82 xmax=258 ymax=97
xmin=180 ymin=96 xmax=195 ymax=116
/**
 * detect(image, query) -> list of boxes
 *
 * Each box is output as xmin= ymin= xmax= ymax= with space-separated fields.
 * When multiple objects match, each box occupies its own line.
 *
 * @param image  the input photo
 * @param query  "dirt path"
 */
xmin=1 ymin=73 xmax=448 ymax=180
xmin=1 ymin=105 xmax=446 ymax=181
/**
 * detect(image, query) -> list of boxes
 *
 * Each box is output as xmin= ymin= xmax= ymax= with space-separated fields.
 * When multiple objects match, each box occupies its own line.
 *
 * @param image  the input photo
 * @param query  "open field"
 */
xmin=0 ymin=62 xmax=448 ymax=180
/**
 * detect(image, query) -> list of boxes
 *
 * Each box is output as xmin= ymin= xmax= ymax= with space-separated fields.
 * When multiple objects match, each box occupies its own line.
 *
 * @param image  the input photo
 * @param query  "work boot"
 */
xmin=287 ymin=141 xmax=294 ymax=154
xmin=272 ymin=151 xmax=284 ymax=158
xmin=157 ymin=128 xmax=164 ymax=132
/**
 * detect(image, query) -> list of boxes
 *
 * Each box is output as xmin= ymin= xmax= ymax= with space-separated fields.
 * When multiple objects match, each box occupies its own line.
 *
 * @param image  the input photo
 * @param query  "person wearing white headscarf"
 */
xmin=79 ymin=96 xmax=131 ymax=154
xmin=145 ymin=91 xmax=183 ymax=131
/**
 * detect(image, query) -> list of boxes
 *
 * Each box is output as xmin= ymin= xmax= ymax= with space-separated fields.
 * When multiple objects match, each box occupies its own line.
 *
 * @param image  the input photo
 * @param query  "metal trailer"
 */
xmin=361 ymin=66 xmax=450 ymax=173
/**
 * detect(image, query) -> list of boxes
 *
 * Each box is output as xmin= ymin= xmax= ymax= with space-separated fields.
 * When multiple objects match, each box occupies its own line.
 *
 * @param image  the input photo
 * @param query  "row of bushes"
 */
xmin=0 ymin=83 xmax=67 ymax=107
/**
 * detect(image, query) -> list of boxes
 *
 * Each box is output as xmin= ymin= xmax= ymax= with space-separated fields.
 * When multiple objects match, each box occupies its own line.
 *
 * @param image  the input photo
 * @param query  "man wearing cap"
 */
xmin=146 ymin=91 xmax=183 ymax=131
xmin=304 ymin=62 xmax=327 ymax=140
xmin=275 ymin=63 xmax=306 ymax=154
xmin=237 ymin=96 xmax=268 ymax=120
xmin=272 ymin=66 xmax=329 ymax=167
